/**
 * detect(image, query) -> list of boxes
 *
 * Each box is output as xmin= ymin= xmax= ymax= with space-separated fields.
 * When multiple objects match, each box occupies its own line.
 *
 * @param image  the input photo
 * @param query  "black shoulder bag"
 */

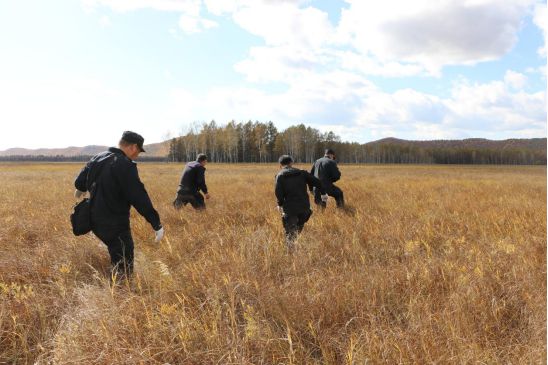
xmin=70 ymin=154 xmax=114 ymax=236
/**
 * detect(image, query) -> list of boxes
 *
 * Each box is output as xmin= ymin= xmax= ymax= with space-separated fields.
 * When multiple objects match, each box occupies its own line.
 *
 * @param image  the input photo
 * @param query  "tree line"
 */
xmin=167 ymin=121 xmax=341 ymax=164
xmin=0 ymin=155 xmax=166 ymax=162
xmin=167 ymin=121 xmax=546 ymax=165
xmin=1 ymin=121 xmax=544 ymax=164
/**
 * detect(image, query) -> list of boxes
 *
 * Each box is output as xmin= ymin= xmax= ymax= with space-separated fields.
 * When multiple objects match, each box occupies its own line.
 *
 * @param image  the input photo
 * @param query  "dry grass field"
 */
xmin=0 ymin=162 xmax=545 ymax=364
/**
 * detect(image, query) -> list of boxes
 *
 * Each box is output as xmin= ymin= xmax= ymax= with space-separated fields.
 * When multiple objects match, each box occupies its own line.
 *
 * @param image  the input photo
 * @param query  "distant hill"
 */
xmin=367 ymin=137 xmax=546 ymax=151
xmin=0 ymin=141 xmax=170 ymax=157
xmin=0 ymin=137 xmax=545 ymax=164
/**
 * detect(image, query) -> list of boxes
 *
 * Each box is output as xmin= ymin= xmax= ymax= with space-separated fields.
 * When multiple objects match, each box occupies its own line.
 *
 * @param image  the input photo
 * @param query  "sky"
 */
xmin=0 ymin=0 xmax=546 ymax=150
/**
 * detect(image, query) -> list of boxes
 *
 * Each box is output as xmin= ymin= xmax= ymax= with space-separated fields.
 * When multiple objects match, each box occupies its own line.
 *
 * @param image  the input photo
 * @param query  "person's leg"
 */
xmin=282 ymin=214 xmax=299 ymax=251
xmin=296 ymin=209 xmax=313 ymax=233
xmin=190 ymin=193 xmax=206 ymax=210
xmin=173 ymin=193 xmax=192 ymax=209
xmin=93 ymin=226 xmax=134 ymax=277
xmin=330 ymin=185 xmax=345 ymax=208
xmin=105 ymin=229 xmax=134 ymax=277
xmin=173 ymin=194 xmax=184 ymax=209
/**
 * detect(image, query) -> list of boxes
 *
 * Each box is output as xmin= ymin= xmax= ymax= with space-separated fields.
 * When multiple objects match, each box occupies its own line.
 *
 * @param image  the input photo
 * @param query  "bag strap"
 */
xmin=86 ymin=153 xmax=116 ymax=201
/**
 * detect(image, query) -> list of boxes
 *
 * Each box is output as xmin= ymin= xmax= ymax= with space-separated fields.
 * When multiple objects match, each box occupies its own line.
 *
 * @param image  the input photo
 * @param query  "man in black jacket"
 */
xmin=311 ymin=148 xmax=344 ymax=208
xmin=173 ymin=153 xmax=210 ymax=210
xmin=275 ymin=155 xmax=326 ymax=250
xmin=74 ymin=131 xmax=164 ymax=276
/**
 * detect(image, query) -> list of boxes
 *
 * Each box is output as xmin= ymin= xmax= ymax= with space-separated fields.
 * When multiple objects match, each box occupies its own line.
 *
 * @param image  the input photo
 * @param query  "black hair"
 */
xmin=278 ymin=155 xmax=293 ymax=166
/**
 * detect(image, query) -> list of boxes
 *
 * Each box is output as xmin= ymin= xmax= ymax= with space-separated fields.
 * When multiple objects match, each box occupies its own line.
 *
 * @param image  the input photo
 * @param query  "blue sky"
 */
xmin=0 ymin=0 xmax=546 ymax=149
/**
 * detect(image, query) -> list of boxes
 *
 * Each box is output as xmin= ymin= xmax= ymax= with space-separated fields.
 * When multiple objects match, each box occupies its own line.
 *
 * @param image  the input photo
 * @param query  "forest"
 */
xmin=166 ymin=121 xmax=547 ymax=165
xmin=1 ymin=121 xmax=545 ymax=164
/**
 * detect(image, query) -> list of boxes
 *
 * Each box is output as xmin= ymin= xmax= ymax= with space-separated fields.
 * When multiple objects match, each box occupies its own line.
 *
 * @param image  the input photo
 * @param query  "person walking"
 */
xmin=74 ymin=131 xmax=164 ymax=277
xmin=311 ymin=148 xmax=344 ymax=208
xmin=275 ymin=155 xmax=327 ymax=251
xmin=173 ymin=153 xmax=210 ymax=210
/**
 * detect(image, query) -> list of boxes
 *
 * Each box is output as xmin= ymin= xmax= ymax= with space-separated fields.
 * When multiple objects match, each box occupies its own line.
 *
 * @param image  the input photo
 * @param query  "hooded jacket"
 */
xmin=310 ymin=156 xmax=341 ymax=189
xmin=176 ymin=161 xmax=208 ymax=195
xmin=275 ymin=167 xmax=324 ymax=215
xmin=74 ymin=147 xmax=161 ymax=230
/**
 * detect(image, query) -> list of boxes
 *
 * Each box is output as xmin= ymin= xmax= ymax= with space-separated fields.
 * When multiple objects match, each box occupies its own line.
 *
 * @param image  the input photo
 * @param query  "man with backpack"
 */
xmin=74 ymin=131 xmax=164 ymax=277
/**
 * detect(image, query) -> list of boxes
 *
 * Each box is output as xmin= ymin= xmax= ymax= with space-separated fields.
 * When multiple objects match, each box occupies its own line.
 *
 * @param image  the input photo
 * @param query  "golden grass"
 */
xmin=0 ymin=163 xmax=545 ymax=364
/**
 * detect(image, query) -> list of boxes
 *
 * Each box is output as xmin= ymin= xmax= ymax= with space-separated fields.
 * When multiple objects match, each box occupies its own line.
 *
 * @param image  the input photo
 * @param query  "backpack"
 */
xmin=70 ymin=153 xmax=115 ymax=236
xmin=70 ymin=198 xmax=92 ymax=236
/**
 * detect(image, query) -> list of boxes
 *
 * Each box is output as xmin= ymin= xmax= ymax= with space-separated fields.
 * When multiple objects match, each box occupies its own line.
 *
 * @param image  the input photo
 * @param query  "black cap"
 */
xmin=196 ymin=153 xmax=208 ymax=162
xmin=121 ymin=131 xmax=145 ymax=152
xmin=325 ymin=148 xmax=335 ymax=156
xmin=278 ymin=155 xmax=293 ymax=166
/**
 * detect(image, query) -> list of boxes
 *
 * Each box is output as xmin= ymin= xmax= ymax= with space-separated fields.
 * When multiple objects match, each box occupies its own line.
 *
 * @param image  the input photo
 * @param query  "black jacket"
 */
xmin=74 ymin=147 xmax=162 ymax=230
xmin=177 ymin=161 xmax=208 ymax=195
xmin=310 ymin=156 xmax=341 ymax=189
xmin=275 ymin=167 xmax=324 ymax=215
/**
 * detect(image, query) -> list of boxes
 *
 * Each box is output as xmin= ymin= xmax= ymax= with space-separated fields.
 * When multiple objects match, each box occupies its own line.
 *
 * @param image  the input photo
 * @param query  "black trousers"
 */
xmin=173 ymin=192 xmax=205 ymax=210
xmin=92 ymin=226 xmax=134 ymax=275
xmin=282 ymin=209 xmax=312 ymax=246
xmin=314 ymin=185 xmax=344 ymax=208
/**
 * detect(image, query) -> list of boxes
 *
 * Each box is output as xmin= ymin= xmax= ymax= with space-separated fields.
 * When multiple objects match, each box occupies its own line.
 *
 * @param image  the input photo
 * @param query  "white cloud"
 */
xmin=2 ymin=68 xmax=544 ymax=151
xmin=83 ymin=0 xmax=542 ymax=76
xmin=163 ymin=88 xmax=198 ymax=122
xmin=504 ymin=70 xmax=528 ymax=89
xmin=443 ymin=78 xmax=546 ymax=136
xmin=228 ymin=0 xmax=541 ymax=82
xmin=204 ymin=0 xmax=310 ymax=17
xmin=0 ymin=78 xmax=166 ymax=150
xmin=84 ymin=0 xmax=217 ymax=34
xmin=83 ymin=0 xmax=200 ymax=12
xmin=178 ymin=14 xmax=217 ymax=33
xmin=162 ymin=70 xmax=546 ymax=141
xmin=337 ymin=0 xmax=537 ymax=75
xmin=70 ymin=0 xmax=547 ymax=144
xmin=337 ymin=51 xmax=426 ymax=77
xmin=163 ymin=71 xmax=375 ymax=129
xmin=533 ymin=2 xmax=547 ymax=56
xmin=234 ymin=45 xmax=325 ymax=82
xmin=525 ymin=65 xmax=547 ymax=79
xmin=208 ymin=1 xmax=339 ymax=82
xmin=351 ymin=88 xmax=453 ymax=140
xmin=348 ymin=75 xmax=545 ymax=140
xmin=232 ymin=3 xmax=333 ymax=48
xmin=99 ymin=15 xmax=111 ymax=27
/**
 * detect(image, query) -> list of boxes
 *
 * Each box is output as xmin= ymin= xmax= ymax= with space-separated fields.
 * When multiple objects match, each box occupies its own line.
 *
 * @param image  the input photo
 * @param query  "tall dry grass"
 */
xmin=0 ymin=163 xmax=545 ymax=364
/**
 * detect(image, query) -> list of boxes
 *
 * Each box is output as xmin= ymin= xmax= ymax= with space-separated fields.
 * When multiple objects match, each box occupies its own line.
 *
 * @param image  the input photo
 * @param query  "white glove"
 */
xmin=74 ymin=189 xmax=86 ymax=199
xmin=321 ymin=194 xmax=329 ymax=203
xmin=276 ymin=206 xmax=286 ymax=216
xmin=154 ymin=227 xmax=164 ymax=242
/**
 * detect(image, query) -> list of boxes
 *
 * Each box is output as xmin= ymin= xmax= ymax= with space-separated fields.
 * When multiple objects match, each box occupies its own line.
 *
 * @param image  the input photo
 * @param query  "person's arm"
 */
xmin=330 ymin=161 xmax=341 ymax=182
xmin=304 ymin=171 xmax=325 ymax=195
xmin=74 ymin=163 xmax=89 ymax=198
xmin=118 ymin=162 xmax=162 ymax=230
xmin=275 ymin=175 xmax=285 ymax=207
xmin=196 ymin=166 xmax=208 ymax=194
xmin=74 ymin=162 xmax=90 ymax=192
xmin=309 ymin=163 xmax=316 ymax=192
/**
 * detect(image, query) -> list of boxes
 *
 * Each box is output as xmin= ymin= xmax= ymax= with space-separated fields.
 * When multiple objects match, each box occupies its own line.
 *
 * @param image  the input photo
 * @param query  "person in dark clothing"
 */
xmin=173 ymin=153 xmax=210 ymax=210
xmin=74 ymin=131 xmax=164 ymax=277
xmin=311 ymin=148 xmax=344 ymax=208
xmin=275 ymin=155 xmax=326 ymax=251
